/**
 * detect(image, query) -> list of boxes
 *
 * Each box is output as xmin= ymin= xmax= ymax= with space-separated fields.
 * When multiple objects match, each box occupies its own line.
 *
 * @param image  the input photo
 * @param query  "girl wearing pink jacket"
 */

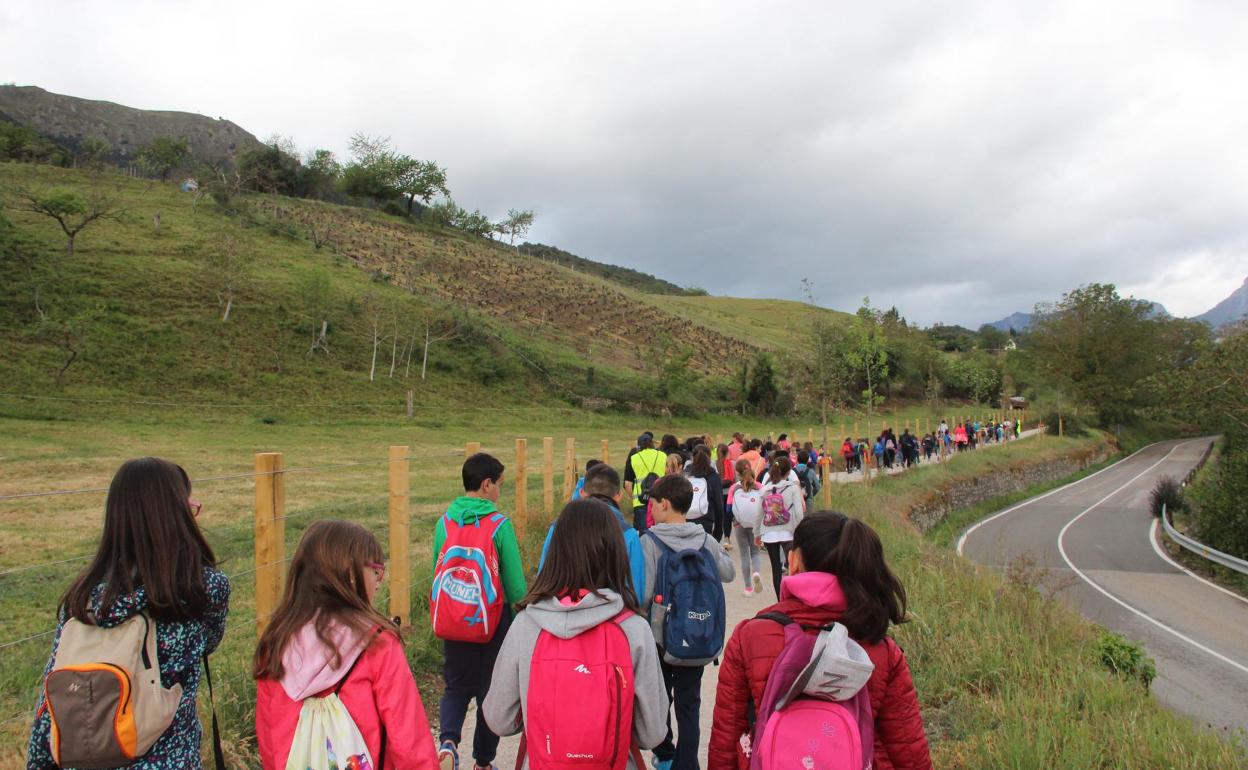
xmin=254 ymin=520 xmax=440 ymax=770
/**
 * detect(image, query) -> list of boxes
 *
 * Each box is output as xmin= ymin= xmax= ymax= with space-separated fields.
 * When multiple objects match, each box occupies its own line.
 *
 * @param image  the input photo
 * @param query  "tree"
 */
xmin=76 ymin=136 xmax=111 ymax=169
xmin=136 ymin=136 xmax=190 ymax=181
xmin=300 ymin=149 xmax=342 ymax=200
xmin=201 ymin=235 xmax=251 ymax=321
xmin=393 ymin=157 xmax=449 ymax=214
xmin=799 ymin=278 xmax=853 ymax=447
xmin=358 ymin=289 xmax=391 ymax=382
xmin=342 ymin=134 xmax=400 ymax=200
xmin=844 ymin=300 xmax=889 ymax=418
xmin=14 ymin=185 xmax=122 ymax=256
xmin=238 ymin=142 xmax=300 ymax=194
xmin=299 ymin=269 xmax=333 ymax=355
xmin=747 ymin=352 xmax=779 ymax=414
xmin=1026 ymin=283 xmax=1173 ymax=426
xmin=977 ymin=323 xmax=1009 ymax=351
xmin=496 ymin=208 xmax=535 ymax=245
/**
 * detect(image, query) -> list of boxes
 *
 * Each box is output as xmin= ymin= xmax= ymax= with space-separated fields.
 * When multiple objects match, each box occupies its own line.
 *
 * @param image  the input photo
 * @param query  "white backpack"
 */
xmin=733 ymin=485 xmax=765 ymax=530
xmin=686 ymin=475 xmax=710 ymax=519
xmin=285 ymin=654 xmax=376 ymax=770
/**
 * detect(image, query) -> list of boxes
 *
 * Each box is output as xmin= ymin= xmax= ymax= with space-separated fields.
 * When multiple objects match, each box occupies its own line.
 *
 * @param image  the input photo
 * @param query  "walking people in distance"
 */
xmin=685 ymin=445 xmax=726 ymax=541
xmin=254 ymin=520 xmax=439 ymax=770
xmin=27 ymin=458 xmax=231 ymax=770
xmin=708 ymin=512 xmax=932 ymax=770
xmin=728 ymin=459 xmax=766 ymax=597
xmin=639 ymin=475 xmax=735 ymax=770
xmin=483 ymin=500 xmax=669 ymax=770
xmin=794 ymin=450 xmax=821 ymax=509
xmin=625 ymin=434 xmax=668 ymax=532
xmin=756 ymin=454 xmax=805 ymax=599
xmin=430 ymin=453 xmax=526 ymax=770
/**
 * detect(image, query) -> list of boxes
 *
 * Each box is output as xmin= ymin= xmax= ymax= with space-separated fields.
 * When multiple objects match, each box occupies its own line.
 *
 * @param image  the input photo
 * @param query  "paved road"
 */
xmin=959 ymin=438 xmax=1248 ymax=742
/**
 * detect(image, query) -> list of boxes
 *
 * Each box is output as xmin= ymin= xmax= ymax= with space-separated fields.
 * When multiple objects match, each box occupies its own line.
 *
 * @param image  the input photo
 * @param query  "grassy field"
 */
xmin=2 ymin=412 xmax=1243 ymax=767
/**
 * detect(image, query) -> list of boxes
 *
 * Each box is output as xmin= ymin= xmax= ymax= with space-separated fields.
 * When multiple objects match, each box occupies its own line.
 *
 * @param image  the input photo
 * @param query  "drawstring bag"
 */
xmin=285 ymin=655 xmax=375 ymax=770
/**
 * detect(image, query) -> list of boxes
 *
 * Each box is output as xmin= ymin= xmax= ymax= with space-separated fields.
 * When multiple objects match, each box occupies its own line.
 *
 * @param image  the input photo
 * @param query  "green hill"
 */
xmin=0 ymin=163 xmax=838 ymax=416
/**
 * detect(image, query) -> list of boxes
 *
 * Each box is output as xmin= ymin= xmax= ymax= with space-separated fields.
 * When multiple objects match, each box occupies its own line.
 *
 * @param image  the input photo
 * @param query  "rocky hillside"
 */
xmin=1195 ymin=276 xmax=1248 ymax=329
xmin=0 ymin=85 xmax=262 ymax=164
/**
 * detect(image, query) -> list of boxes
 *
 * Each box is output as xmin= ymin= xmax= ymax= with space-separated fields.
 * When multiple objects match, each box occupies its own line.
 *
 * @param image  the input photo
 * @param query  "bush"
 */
xmin=1150 ymin=476 xmax=1184 ymax=519
xmin=1043 ymin=411 xmax=1088 ymax=436
xmin=1188 ymin=446 xmax=1248 ymax=560
xmin=1096 ymin=630 xmax=1156 ymax=688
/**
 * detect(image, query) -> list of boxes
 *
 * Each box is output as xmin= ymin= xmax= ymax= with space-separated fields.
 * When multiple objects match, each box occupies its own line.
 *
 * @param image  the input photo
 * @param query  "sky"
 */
xmin=3 ymin=0 xmax=1247 ymax=326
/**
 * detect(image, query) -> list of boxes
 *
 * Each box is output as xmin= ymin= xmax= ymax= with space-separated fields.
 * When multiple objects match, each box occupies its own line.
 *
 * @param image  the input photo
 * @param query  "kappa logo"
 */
xmin=686 ymin=610 xmax=712 ymax=621
xmin=68 ymin=683 xmax=82 ymax=693
xmin=573 ymin=664 xmax=591 ymax=675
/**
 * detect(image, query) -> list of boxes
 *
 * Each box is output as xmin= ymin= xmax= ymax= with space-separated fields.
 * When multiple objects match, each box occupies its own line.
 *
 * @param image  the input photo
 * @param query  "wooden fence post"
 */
xmin=515 ymin=438 xmax=528 ymax=536
xmin=465 ymin=441 xmax=481 ymax=458
xmin=601 ymin=439 xmax=610 ymax=465
xmin=543 ymin=437 xmax=555 ymax=517
xmin=563 ymin=438 xmax=577 ymax=499
xmin=821 ymin=462 xmax=832 ymax=508
xmin=254 ymin=452 xmax=285 ymax=637
xmin=406 ymin=390 xmax=414 ymax=418
xmin=388 ymin=446 xmax=411 ymax=626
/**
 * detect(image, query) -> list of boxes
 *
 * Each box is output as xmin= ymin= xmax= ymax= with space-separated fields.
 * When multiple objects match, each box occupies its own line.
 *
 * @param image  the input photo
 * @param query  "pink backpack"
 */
xmin=761 ymin=486 xmax=790 ymax=528
xmin=749 ymin=613 xmax=874 ymax=770
xmin=521 ymin=610 xmax=643 ymax=770
xmin=431 ymin=512 xmax=506 ymax=643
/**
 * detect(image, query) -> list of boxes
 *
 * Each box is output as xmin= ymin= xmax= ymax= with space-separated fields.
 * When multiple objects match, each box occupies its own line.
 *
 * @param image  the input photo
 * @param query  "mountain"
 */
xmin=0 ymin=84 xmax=263 ymax=164
xmin=986 ymin=300 xmax=1169 ymax=333
xmin=1194 ymin=276 xmax=1248 ymax=329
xmin=986 ymin=312 xmax=1033 ymax=333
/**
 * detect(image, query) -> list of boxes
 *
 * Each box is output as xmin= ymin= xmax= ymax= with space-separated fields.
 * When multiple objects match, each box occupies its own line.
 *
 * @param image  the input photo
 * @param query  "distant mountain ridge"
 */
xmin=0 ymin=84 xmax=262 ymax=164
xmin=519 ymin=242 xmax=704 ymax=296
xmin=986 ymin=300 xmax=1170 ymax=333
xmin=1194 ymin=276 xmax=1248 ymax=329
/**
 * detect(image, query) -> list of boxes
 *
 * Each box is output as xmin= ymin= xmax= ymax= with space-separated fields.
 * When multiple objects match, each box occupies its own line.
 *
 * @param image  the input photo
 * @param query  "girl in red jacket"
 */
xmin=254 ymin=520 xmax=440 ymax=770
xmin=708 ymin=512 xmax=932 ymax=770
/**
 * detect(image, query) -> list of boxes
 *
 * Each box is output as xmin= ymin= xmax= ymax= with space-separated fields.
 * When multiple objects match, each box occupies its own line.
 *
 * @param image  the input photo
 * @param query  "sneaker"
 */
xmin=651 ymin=756 xmax=673 ymax=770
xmin=438 ymin=741 xmax=458 ymax=770
xmin=743 ymin=586 xmax=754 ymax=597
xmin=752 ymin=572 xmax=763 ymax=591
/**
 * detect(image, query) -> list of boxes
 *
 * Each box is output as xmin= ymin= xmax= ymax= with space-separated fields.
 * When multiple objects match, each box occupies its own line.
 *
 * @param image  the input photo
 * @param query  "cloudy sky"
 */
xmin=4 ymin=0 xmax=1246 ymax=326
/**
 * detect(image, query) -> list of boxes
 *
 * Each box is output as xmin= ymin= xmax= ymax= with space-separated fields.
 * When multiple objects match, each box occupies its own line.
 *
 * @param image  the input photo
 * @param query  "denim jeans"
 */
xmin=438 ymin=610 xmax=512 ymax=765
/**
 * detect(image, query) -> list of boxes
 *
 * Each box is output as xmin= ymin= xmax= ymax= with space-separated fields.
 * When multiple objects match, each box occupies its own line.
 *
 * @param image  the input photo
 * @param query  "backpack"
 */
xmin=635 ymin=451 xmax=665 ymax=506
xmin=285 ymin=651 xmax=378 ymax=770
xmin=733 ymin=485 xmax=764 ymax=530
xmin=796 ymin=465 xmax=814 ymax=501
xmin=761 ymin=486 xmax=790 ymax=528
xmin=747 ymin=613 xmax=875 ymax=770
xmin=687 ymin=475 xmax=710 ymax=519
xmin=43 ymin=613 xmax=182 ymax=768
xmin=646 ymin=533 xmax=726 ymax=666
xmin=431 ymin=512 xmax=506 ymax=643
xmin=522 ymin=610 xmax=645 ymax=770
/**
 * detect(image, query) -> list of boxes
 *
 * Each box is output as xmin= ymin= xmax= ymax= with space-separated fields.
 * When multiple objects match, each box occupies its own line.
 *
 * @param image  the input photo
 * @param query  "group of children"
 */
xmin=25 ymin=437 xmax=932 ymax=770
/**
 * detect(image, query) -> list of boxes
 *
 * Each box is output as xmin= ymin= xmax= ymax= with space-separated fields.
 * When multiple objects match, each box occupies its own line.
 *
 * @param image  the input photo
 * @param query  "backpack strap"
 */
xmin=201 ymin=654 xmax=226 ymax=770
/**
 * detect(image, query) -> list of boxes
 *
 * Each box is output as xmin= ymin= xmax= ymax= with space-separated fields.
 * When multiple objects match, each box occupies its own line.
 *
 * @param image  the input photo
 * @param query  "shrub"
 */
xmin=1043 ymin=411 xmax=1088 ymax=436
xmin=1096 ymin=630 xmax=1156 ymax=688
xmin=1149 ymin=476 xmax=1183 ymax=519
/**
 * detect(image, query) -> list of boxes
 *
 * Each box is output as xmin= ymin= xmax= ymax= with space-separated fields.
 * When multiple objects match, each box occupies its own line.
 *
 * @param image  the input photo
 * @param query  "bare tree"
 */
xmin=359 ymin=290 xmax=391 ymax=382
xmin=299 ymin=270 xmax=333 ymax=355
xmin=14 ymin=184 xmax=122 ymax=256
xmin=201 ymin=235 xmax=251 ymax=321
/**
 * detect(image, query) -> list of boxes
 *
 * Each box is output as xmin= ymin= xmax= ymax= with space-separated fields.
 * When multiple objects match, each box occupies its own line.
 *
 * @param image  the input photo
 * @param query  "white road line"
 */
xmin=955 ymin=440 xmax=1166 ymax=557
xmin=1056 ymin=442 xmax=1248 ymax=676
xmin=1148 ymin=518 xmax=1248 ymax=606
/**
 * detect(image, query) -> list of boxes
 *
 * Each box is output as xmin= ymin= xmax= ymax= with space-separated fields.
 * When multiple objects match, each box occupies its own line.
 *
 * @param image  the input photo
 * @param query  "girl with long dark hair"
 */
xmin=708 ymin=512 xmax=931 ymax=770
xmin=27 ymin=458 xmax=231 ymax=770
xmin=483 ymin=500 xmax=668 ymax=770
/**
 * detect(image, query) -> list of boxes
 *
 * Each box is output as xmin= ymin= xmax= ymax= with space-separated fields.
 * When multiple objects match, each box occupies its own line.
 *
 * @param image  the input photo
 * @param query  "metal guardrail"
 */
xmin=1160 ymin=503 xmax=1248 ymax=576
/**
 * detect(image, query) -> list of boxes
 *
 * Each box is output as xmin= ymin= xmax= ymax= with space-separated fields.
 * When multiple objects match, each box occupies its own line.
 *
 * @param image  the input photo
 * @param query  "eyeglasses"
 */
xmin=367 ymin=562 xmax=386 ymax=579
xmin=188 ymin=498 xmax=203 ymax=518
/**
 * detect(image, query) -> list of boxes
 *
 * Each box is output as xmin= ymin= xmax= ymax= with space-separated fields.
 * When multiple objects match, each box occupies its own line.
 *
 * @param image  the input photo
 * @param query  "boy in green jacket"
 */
xmin=433 ymin=453 xmax=526 ymax=770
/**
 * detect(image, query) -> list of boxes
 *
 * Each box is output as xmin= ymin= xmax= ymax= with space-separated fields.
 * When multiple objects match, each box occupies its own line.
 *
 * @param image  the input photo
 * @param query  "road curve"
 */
xmin=959 ymin=438 xmax=1248 ymax=742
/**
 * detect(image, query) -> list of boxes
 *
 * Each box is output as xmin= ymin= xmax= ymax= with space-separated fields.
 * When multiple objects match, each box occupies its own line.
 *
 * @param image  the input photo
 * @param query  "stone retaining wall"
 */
xmin=908 ymin=438 xmax=1117 ymax=531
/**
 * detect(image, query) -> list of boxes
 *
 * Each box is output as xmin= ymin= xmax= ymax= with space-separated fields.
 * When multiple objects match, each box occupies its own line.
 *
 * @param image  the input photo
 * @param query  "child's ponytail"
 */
xmin=793 ymin=512 xmax=907 ymax=643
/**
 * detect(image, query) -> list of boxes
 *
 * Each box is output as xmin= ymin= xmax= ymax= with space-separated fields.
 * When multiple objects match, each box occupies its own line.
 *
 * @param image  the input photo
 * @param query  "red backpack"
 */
xmin=431 ymin=512 xmax=506 ymax=643
xmin=521 ymin=610 xmax=644 ymax=770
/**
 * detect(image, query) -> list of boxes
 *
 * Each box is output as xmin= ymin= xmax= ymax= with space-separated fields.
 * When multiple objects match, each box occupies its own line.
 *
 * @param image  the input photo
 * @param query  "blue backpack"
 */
xmin=645 ymin=532 xmax=726 ymax=666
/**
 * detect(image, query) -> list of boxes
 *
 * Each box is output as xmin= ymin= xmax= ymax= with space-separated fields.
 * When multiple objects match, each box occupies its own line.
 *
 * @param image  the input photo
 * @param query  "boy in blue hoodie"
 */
xmin=432 ymin=453 xmax=526 ymax=770
xmin=540 ymin=462 xmax=646 ymax=599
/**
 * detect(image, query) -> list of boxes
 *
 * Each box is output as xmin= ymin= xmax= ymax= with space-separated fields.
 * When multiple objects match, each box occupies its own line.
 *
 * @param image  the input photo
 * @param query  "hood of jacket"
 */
xmin=523 ymin=589 xmax=626 ymax=639
xmin=446 ymin=495 xmax=499 ymax=525
xmin=780 ymin=571 xmax=848 ymax=614
xmin=646 ymin=521 xmax=714 ymax=551
xmin=279 ymin=619 xmax=369 ymax=701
